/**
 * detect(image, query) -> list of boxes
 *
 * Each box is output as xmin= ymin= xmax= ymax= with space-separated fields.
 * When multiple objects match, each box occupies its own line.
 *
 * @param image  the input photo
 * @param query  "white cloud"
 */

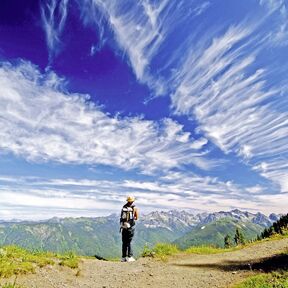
xmin=256 ymin=193 xmax=288 ymax=212
xmin=193 ymin=2 xmax=211 ymax=16
xmin=254 ymin=158 xmax=288 ymax=193
xmin=245 ymin=185 xmax=264 ymax=194
xmin=1 ymin=173 xmax=285 ymax=220
xmin=81 ymin=0 xmax=167 ymax=80
xmin=259 ymin=0 xmax=285 ymax=12
xmin=259 ymin=0 xmax=288 ymax=46
xmin=0 ymin=60 xmax=216 ymax=174
xmin=41 ymin=0 xmax=69 ymax=60
xmin=239 ymin=144 xmax=253 ymax=159
xmin=76 ymin=0 xmax=184 ymax=95
xmin=189 ymin=138 xmax=208 ymax=149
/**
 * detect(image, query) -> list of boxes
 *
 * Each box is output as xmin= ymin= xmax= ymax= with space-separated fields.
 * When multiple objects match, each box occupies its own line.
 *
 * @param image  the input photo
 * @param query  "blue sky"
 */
xmin=0 ymin=0 xmax=287 ymax=219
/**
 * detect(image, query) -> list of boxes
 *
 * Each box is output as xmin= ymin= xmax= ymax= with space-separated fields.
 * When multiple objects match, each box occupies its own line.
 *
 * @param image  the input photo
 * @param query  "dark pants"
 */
xmin=122 ymin=228 xmax=134 ymax=258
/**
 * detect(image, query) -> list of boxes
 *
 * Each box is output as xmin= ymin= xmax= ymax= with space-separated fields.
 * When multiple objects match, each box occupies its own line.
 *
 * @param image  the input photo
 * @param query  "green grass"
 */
xmin=262 ymin=231 xmax=288 ymax=241
xmin=141 ymin=234 xmax=287 ymax=260
xmin=0 ymin=246 xmax=54 ymax=278
xmin=1 ymin=284 xmax=25 ymax=288
xmin=141 ymin=243 xmax=179 ymax=260
xmin=0 ymin=246 xmax=80 ymax=278
xmin=106 ymin=257 xmax=121 ymax=262
xmin=234 ymin=271 xmax=288 ymax=288
xmin=185 ymin=245 xmax=238 ymax=254
xmin=58 ymin=251 xmax=79 ymax=269
xmin=233 ymin=247 xmax=288 ymax=288
xmin=141 ymin=232 xmax=288 ymax=261
xmin=1 ymin=282 xmax=26 ymax=288
xmin=184 ymin=230 xmax=288 ymax=255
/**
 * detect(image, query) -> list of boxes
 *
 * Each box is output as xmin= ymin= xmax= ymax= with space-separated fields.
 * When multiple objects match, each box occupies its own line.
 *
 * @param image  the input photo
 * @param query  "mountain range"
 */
xmin=0 ymin=209 xmax=280 ymax=258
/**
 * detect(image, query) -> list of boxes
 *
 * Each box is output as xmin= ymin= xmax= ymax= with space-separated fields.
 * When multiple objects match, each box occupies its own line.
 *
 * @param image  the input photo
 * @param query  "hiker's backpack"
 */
xmin=120 ymin=205 xmax=135 ymax=229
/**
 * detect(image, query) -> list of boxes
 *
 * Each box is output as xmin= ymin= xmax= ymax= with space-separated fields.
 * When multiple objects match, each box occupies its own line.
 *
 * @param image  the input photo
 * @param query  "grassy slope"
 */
xmin=0 ymin=245 xmax=80 ymax=278
xmin=0 ymin=219 xmax=183 ymax=259
xmin=143 ymin=232 xmax=288 ymax=258
xmin=174 ymin=217 xmax=263 ymax=249
xmin=0 ymin=219 xmax=119 ymax=258
xmin=234 ymin=271 xmax=288 ymax=288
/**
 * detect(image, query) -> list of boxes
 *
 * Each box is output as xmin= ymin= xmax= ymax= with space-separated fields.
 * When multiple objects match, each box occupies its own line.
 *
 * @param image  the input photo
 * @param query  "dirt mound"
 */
xmin=1 ymin=238 xmax=287 ymax=288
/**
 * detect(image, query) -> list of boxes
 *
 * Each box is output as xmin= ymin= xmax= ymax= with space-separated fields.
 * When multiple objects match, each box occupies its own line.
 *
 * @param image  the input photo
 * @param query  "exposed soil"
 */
xmin=2 ymin=238 xmax=287 ymax=288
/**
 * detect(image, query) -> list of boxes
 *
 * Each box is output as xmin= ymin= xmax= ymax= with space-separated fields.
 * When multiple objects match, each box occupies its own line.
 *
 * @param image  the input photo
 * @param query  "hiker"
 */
xmin=120 ymin=196 xmax=139 ymax=262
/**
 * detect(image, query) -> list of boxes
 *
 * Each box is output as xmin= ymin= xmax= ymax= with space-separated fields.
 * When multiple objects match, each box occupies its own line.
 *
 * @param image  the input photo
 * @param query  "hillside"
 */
xmin=0 ymin=214 xmax=185 ymax=259
xmin=174 ymin=217 xmax=264 ymax=249
xmin=0 ymin=210 xmax=279 ymax=258
xmin=1 ymin=238 xmax=287 ymax=288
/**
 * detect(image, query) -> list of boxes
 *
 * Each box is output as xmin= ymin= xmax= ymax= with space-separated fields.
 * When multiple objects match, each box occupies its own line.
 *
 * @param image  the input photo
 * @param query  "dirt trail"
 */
xmin=2 ymin=238 xmax=288 ymax=288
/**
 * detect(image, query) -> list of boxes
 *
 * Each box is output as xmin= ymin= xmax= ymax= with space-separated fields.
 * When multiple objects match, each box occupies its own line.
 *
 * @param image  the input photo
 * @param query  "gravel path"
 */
xmin=2 ymin=238 xmax=287 ymax=288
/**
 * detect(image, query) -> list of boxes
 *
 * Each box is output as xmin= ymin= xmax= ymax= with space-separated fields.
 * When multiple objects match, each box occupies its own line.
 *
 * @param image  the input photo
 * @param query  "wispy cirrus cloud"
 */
xmin=0 ymin=60 xmax=215 ymax=174
xmin=41 ymin=0 xmax=70 ymax=60
xmin=92 ymin=0 xmax=170 ymax=80
xmin=259 ymin=0 xmax=285 ymax=12
xmin=170 ymin=23 xmax=288 ymax=192
xmin=38 ymin=0 xmax=288 ymax=194
xmin=76 ymin=1 xmax=288 ymax=192
xmin=193 ymin=1 xmax=211 ymax=16
xmin=76 ymin=0 xmax=183 ymax=95
xmin=259 ymin=0 xmax=288 ymax=46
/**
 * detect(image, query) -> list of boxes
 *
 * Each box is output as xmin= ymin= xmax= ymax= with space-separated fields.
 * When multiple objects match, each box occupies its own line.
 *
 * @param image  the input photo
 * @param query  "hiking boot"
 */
xmin=121 ymin=257 xmax=127 ymax=262
xmin=127 ymin=257 xmax=135 ymax=262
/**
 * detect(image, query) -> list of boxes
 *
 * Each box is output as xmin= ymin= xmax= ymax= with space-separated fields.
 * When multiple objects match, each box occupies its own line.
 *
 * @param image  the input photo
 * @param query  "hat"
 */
xmin=126 ymin=196 xmax=135 ymax=203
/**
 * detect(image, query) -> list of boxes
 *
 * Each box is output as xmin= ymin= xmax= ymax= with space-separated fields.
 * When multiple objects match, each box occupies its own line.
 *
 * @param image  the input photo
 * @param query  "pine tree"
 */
xmin=224 ymin=234 xmax=232 ymax=248
xmin=260 ymin=213 xmax=288 ymax=240
xmin=261 ymin=228 xmax=269 ymax=239
xmin=234 ymin=228 xmax=245 ymax=245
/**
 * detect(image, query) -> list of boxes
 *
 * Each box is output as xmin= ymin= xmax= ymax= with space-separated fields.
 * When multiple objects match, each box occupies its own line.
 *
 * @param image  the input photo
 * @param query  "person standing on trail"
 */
xmin=120 ymin=196 xmax=139 ymax=262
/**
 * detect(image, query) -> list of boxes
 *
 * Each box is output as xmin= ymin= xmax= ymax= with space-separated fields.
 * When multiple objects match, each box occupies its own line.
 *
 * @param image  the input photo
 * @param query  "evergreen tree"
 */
xmin=261 ymin=228 xmax=269 ymax=239
xmin=260 ymin=213 xmax=288 ymax=240
xmin=224 ymin=234 xmax=232 ymax=248
xmin=234 ymin=228 xmax=245 ymax=245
